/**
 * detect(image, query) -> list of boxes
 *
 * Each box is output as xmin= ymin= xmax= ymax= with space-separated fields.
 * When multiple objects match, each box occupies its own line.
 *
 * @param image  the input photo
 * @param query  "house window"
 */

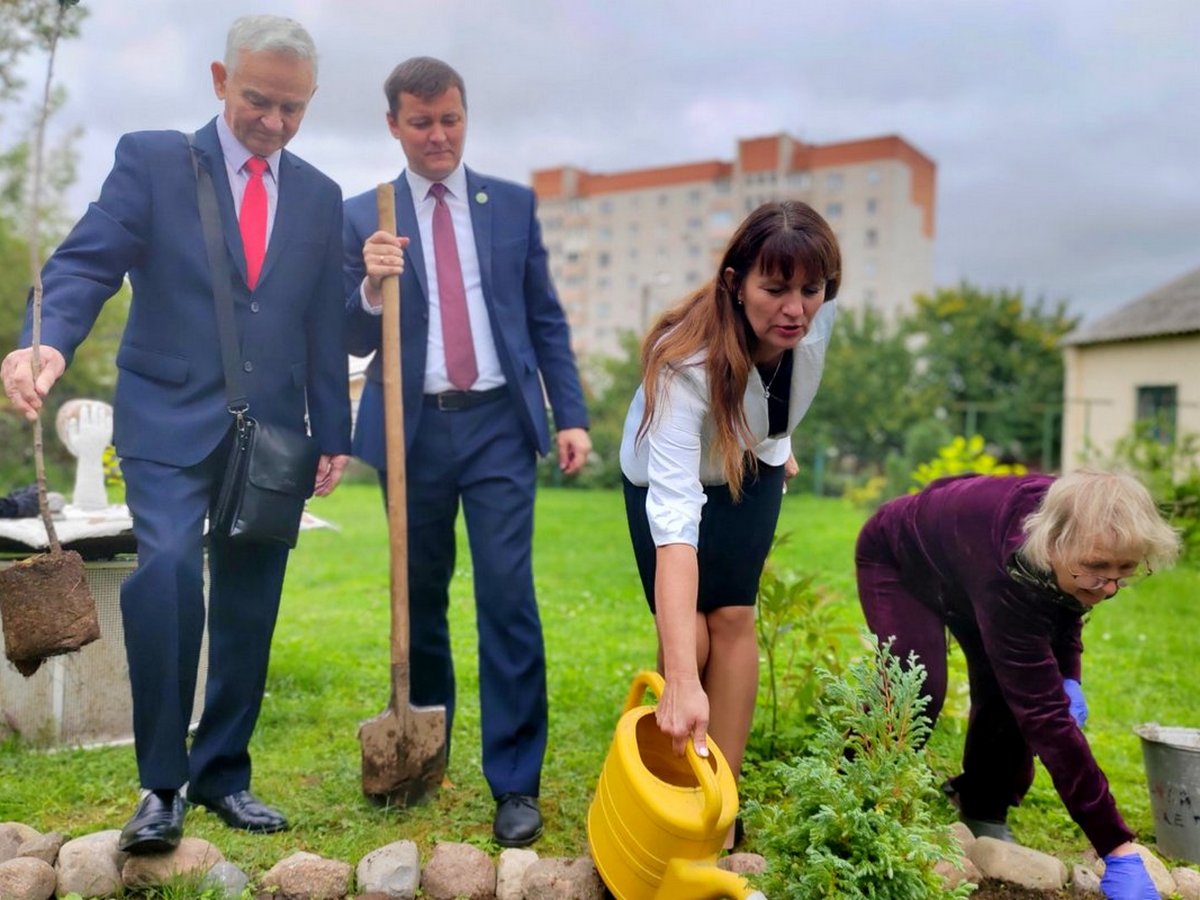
xmin=1136 ymin=385 xmax=1177 ymax=442
xmin=825 ymin=202 xmax=843 ymax=218
xmin=865 ymin=228 xmax=878 ymax=248
xmin=826 ymin=172 xmax=844 ymax=191
xmin=866 ymin=197 xmax=878 ymax=215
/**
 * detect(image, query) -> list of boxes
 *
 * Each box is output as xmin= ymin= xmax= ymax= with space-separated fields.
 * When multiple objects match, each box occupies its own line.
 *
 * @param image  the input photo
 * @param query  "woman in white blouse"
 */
xmin=620 ymin=201 xmax=839 ymax=845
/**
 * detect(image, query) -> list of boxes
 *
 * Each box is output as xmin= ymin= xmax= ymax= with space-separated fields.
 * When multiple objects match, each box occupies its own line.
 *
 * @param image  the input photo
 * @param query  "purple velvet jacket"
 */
xmin=869 ymin=473 xmax=1134 ymax=855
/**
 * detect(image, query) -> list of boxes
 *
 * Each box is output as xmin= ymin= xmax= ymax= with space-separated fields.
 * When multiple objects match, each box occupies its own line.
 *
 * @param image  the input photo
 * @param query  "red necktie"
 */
xmin=429 ymin=182 xmax=478 ymax=390
xmin=240 ymin=157 xmax=268 ymax=290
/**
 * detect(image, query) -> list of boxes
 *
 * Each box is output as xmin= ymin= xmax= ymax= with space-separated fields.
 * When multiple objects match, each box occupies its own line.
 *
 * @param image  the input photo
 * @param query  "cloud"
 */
xmin=22 ymin=0 xmax=1200 ymax=321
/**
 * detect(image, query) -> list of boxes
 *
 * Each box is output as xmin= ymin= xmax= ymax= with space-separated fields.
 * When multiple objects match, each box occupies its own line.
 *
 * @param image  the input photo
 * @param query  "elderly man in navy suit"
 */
xmin=343 ymin=56 xmax=590 ymax=847
xmin=1 ymin=15 xmax=350 ymax=853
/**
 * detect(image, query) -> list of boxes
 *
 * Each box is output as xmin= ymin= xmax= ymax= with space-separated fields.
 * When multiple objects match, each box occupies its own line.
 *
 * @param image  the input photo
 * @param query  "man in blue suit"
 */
xmin=1 ymin=16 xmax=350 ymax=853
xmin=344 ymin=57 xmax=590 ymax=847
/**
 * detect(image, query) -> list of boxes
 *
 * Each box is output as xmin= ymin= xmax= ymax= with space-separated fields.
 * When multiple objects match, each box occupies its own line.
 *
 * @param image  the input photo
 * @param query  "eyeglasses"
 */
xmin=1068 ymin=564 xmax=1152 ymax=591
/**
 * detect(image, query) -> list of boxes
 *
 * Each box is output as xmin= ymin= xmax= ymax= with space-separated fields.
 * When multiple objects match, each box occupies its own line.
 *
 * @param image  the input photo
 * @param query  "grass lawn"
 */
xmin=1 ymin=484 xmax=1196 ymax=877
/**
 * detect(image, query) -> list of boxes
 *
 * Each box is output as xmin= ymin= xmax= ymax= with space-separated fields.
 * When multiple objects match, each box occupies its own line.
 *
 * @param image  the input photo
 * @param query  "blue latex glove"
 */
xmin=1063 ymin=678 xmax=1088 ymax=727
xmin=1101 ymin=853 xmax=1158 ymax=899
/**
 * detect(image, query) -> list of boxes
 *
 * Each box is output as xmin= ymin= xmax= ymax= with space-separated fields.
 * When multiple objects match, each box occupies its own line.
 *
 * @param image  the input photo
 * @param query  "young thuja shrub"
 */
xmin=744 ymin=635 xmax=973 ymax=899
xmin=748 ymin=534 xmax=853 ymax=761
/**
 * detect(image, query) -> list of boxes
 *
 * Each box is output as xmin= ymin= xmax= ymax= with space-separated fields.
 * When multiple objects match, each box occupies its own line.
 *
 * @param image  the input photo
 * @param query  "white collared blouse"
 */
xmin=619 ymin=300 xmax=836 ymax=547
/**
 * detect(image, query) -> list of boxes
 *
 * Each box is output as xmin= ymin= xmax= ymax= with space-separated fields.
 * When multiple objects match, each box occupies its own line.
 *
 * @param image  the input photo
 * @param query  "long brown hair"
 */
xmin=637 ymin=201 xmax=840 ymax=496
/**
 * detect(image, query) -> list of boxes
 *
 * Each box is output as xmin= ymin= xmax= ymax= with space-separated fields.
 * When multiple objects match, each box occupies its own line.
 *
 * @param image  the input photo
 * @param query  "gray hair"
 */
xmin=225 ymin=15 xmax=318 ymax=80
xmin=1021 ymin=467 xmax=1181 ymax=572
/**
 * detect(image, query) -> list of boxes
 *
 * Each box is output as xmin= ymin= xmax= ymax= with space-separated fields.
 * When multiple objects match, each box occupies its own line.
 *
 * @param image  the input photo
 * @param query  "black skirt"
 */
xmin=623 ymin=460 xmax=786 ymax=613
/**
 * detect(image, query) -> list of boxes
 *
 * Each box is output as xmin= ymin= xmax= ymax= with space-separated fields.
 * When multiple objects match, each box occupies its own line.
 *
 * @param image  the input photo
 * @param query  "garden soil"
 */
xmin=0 ymin=549 xmax=99 ymax=675
xmin=970 ymin=881 xmax=1072 ymax=898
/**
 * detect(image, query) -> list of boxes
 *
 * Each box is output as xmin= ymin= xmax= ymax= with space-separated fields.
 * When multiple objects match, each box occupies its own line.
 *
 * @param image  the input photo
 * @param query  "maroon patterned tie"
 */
xmin=239 ymin=157 xmax=268 ymax=289
xmin=429 ymin=182 xmax=478 ymax=390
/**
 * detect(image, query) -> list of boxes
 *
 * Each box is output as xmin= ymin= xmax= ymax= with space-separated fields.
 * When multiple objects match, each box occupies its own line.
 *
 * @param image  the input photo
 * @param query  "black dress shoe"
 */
xmin=187 ymin=789 xmax=289 ymax=833
xmin=118 ymin=789 xmax=185 ymax=854
xmin=493 ymin=793 xmax=542 ymax=847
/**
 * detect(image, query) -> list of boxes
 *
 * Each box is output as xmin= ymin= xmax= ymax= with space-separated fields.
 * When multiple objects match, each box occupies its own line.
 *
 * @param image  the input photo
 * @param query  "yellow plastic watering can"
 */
xmin=587 ymin=671 xmax=766 ymax=899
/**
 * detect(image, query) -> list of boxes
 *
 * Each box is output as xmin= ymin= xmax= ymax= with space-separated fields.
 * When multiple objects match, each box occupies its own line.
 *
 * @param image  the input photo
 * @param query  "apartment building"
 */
xmin=532 ymin=132 xmax=936 ymax=358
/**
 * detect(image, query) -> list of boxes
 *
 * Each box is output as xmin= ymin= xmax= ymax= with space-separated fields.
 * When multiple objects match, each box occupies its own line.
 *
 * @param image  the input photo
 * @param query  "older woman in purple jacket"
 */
xmin=856 ymin=469 xmax=1180 ymax=900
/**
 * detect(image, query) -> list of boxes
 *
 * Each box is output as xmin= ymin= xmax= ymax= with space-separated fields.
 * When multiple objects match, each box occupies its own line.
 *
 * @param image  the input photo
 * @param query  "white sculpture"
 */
xmin=55 ymin=399 xmax=114 ymax=511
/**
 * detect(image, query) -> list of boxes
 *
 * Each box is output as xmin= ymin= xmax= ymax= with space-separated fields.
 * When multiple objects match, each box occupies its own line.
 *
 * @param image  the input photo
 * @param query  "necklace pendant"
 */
xmin=762 ymin=386 xmax=771 ymax=399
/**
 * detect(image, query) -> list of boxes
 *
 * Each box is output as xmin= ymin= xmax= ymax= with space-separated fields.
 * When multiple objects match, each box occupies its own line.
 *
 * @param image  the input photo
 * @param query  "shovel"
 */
xmin=358 ymin=183 xmax=447 ymax=804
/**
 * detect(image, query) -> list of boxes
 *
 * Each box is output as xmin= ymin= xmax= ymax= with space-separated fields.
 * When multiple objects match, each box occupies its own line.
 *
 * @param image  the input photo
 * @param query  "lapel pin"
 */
xmin=475 ymin=191 xmax=488 ymax=205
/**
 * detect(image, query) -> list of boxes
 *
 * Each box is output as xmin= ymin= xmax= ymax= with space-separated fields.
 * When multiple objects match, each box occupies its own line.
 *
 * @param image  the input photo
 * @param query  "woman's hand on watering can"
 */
xmin=657 ymin=676 xmax=710 ymax=757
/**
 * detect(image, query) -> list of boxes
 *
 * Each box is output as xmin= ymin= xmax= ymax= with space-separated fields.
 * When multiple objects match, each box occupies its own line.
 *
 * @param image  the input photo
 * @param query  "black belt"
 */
xmin=423 ymin=386 xmax=507 ymax=411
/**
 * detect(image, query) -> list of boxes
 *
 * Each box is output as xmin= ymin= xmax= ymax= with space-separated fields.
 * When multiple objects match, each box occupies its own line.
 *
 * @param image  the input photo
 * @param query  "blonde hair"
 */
xmin=1021 ymin=467 xmax=1181 ymax=571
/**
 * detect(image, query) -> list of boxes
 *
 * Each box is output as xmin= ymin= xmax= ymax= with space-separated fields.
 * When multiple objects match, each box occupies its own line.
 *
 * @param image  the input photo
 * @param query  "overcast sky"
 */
xmin=16 ymin=0 xmax=1200 ymax=323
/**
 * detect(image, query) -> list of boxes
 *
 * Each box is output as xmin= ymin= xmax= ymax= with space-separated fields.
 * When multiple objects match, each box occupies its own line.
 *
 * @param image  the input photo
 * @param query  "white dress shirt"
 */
xmin=619 ymin=300 xmax=836 ymax=547
xmin=360 ymin=165 xmax=505 ymax=393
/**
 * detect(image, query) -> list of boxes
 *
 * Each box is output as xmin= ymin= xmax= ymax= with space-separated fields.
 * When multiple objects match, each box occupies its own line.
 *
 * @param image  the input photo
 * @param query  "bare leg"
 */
xmin=699 ymin=605 xmax=758 ymax=848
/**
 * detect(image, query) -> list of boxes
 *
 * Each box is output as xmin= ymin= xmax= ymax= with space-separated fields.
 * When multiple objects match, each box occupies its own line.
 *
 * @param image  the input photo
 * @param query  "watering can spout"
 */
xmin=653 ymin=858 xmax=763 ymax=900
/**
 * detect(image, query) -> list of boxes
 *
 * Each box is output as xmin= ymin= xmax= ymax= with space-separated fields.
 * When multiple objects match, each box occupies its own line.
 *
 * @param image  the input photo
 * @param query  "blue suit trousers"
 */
xmin=121 ymin=431 xmax=288 ymax=796
xmin=382 ymin=397 xmax=546 ymax=798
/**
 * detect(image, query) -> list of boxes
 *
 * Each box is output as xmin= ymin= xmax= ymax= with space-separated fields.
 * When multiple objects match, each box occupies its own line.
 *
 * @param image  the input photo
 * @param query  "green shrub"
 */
xmin=909 ymin=434 xmax=1026 ymax=492
xmin=748 ymin=534 xmax=853 ymax=762
xmin=744 ymin=635 xmax=972 ymax=899
xmin=1094 ymin=422 xmax=1200 ymax=563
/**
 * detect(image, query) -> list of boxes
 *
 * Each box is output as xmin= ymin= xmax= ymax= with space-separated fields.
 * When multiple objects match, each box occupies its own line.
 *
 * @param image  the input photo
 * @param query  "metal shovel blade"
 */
xmin=359 ymin=685 xmax=447 ymax=804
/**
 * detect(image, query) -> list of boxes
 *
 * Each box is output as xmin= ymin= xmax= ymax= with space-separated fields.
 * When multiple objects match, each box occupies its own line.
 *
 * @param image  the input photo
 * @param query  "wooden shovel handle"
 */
xmin=377 ymin=184 xmax=409 ymax=676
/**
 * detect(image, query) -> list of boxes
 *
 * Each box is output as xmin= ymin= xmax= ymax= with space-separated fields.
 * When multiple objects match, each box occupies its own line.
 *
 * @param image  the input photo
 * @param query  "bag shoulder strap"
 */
xmin=186 ymin=131 xmax=248 ymax=415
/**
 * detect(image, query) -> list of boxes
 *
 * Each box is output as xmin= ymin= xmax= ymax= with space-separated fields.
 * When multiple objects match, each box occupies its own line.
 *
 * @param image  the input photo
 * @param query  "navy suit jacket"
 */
xmin=342 ymin=168 xmax=587 ymax=469
xmin=25 ymin=118 xmax=350 ymax=467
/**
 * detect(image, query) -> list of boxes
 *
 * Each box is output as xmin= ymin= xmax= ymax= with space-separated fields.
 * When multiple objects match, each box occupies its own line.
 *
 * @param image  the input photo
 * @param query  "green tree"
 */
xmin=0 ymin=1 xmax=84 ymax=103
xmin=0 ymin=0 xmax=97 ymax=491
xmin=547 ymin=329 xmax=644 ymax=488
xmin=794 ymin=305 xmax=923 ymax=477
xmin=904 ymin=282 xmax=1076 ymax=466
xmin=0 ymin=0 xmax=84 ymax=235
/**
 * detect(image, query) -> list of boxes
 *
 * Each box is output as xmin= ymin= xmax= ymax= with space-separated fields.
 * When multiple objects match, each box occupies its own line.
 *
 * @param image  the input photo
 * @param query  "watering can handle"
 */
xmin=624 ymin=671 xmax=723 ymax=833
xmin=686 ymin=740 xmax=722 ymax=833
xmin=623 ymin=670 xmax=666 ymax=713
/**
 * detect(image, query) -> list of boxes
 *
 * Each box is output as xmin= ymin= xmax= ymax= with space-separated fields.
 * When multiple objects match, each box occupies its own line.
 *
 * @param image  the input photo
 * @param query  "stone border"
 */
xmin=2 ymin=820 xmax=1198 ymax=899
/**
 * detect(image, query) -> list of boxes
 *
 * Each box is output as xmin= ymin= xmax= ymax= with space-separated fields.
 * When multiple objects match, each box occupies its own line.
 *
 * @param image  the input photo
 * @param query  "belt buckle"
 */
xmin=436 ymin=392 xmax=462 ymax=411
